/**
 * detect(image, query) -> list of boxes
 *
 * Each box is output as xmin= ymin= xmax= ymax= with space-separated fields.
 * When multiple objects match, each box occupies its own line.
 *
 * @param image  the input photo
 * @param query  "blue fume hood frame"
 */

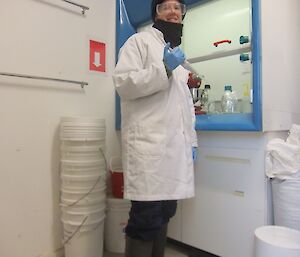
xmin=115 ymin=0 xmax=262 ymax=131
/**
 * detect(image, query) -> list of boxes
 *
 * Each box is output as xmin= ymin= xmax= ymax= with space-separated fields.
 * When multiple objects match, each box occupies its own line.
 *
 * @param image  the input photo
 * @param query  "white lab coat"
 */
xmin=113 ymin=27 xmax=197 ymax=201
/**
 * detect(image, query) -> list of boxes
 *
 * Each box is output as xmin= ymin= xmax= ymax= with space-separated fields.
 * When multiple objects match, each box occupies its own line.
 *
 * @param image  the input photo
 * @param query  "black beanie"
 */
xmin=151 ymin=0 xmax=186 ymax=22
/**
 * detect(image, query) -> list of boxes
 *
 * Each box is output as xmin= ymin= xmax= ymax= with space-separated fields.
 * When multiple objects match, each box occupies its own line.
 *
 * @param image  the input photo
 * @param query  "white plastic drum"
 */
xmin=254 ymin=226 xmax=300 ymax=257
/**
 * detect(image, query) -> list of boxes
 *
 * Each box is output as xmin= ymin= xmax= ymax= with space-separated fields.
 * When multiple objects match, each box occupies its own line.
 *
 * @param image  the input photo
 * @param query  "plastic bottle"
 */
xmin=221 ymin=85 xmax=238 ymax=113
xmin=201 ymin=84 xmax=211 ymax=112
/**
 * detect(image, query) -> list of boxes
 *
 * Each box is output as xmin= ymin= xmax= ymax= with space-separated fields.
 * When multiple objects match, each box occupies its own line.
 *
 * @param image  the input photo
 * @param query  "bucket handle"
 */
xmin=62 ymin=147 xmax=107 ymax=207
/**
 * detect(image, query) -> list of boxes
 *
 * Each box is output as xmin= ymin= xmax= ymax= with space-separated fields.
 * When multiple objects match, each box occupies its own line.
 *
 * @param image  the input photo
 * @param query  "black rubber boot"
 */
xmin=151 ymin=223 xmax=168 ymax=257
xmin=125 ymin=236 xmax=153 ymax=257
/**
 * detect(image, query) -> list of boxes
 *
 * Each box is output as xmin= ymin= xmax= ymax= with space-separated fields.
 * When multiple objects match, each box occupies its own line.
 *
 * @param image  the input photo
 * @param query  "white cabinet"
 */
xmin=168 ymin=131 xmax=284 ymax=257
xmin=182 ymin=145 xmax=266 ymax=257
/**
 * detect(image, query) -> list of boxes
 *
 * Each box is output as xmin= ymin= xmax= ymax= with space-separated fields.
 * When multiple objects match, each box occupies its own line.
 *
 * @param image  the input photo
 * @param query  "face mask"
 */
xmin=153 ymin=19 xmax=183 ymax=48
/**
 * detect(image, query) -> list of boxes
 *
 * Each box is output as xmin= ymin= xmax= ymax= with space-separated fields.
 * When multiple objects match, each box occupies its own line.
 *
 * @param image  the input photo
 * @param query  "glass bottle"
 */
xmin=201 ymin=84 xmax=211 ymax=112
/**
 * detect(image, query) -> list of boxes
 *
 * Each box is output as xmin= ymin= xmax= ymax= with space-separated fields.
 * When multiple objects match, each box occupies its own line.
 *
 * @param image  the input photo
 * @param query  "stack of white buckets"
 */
xmin=60 ymin=117 xmax=107 ymax=257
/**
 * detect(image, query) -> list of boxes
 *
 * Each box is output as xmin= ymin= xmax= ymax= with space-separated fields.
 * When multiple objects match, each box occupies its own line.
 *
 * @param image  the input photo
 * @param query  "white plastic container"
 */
xmin=62 ymin=205 xmax=106 ymax=223
xmin=61 ymin=144 xmax=106 ymax=158
xmin=61 ymin=185 xmax=106 ymax=205
xmin=61 ymin=166 xmax=105 ymax=177
xmin=272 ymin=179 xmax=300 ymax=231
xmin=61 ymin=201 xmax=106 ymax=213
xmin=61 ymin=173 xmax=106 ymax=189
xmin=61 ymin=159 xmax=106 ymax=177
xmin=61 ymin=139 xmax=106 ymax=148
xmin=63 ymin=216 xmax=105 ymax=257
xmin=61 ymin=188 xmax=106 ymax=207
xmin=61 ymin=159 xmax=106 ymax=169
xmin=254 ymin=226 xmax=300 ymax=257
xmin=104 ymin=197 xmax=131 ymax=253
xmin=61 ymin=149 xmax=105 ymax=161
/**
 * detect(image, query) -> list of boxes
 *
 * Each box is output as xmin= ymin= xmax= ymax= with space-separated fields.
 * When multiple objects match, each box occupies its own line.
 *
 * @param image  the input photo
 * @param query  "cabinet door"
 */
xmin=181 ymin=146 xmax=267 ymax=257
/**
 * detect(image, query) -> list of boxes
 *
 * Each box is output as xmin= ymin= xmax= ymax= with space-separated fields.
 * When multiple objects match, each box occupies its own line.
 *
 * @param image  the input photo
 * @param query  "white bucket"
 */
xmin=61 ymin=188 xmax=106 ymax=207
xmin=61 ymin=159 xmax=106 ymax=176
xmin=61 ymin=159 xmax=106 ymax=169
xmin=61 ymin=166 xmax=105 ymax=177
xmin=60 ymin=125 xmax=106 ymax=141
xmin=61 ymin=150 xmax=105 ymax=161
xmin=254 ymin=226 xmax=300 ymax=257
xmin=61 ymin=145 xmax=106 ymax=161
xmin=62 ymin=205 xmax=106 ymax=223
xmin=61 ymin=160 xmax=106 ymax=177
xmin=104 ymin=198 xmax=131 ymax=253
xmin=61 ymin=140 xmax=106 ymax=149
xmin=61 ymin=173 xmax=106 ymax=190
xmin=60 ymin=185 xmax=106 ymax=206
xmin=61 ymin=201 xmax=106 ymax=214
xmin=63 ymin=216 xmax=105 ymax=257
xmin=60 ymin=118 xmax=105 ymax=134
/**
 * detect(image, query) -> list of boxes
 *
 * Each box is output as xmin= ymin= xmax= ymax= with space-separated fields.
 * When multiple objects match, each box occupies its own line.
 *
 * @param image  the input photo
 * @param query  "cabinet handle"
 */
xmin=213 ymin=39 xmax=232 ymax=47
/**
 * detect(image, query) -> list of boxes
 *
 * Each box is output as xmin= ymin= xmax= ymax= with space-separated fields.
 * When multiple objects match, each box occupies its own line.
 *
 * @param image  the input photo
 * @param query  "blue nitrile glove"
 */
xmin=163 ymin=42 xmax=185 ymax=71
xmin=192 ymin=147 xmax=197 ymax=162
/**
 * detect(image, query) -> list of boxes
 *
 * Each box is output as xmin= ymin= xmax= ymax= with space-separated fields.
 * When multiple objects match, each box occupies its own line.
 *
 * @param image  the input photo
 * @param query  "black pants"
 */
xmin=125 ymin=200 xmax=177 ymax=241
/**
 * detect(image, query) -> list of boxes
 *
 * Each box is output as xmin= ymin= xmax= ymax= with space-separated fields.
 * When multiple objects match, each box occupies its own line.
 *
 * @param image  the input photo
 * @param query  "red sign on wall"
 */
xmin=89 ymin=40 xmax=106 ymax=73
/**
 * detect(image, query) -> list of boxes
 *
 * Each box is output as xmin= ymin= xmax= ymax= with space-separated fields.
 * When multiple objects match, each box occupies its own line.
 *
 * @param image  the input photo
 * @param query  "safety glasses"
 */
xmin=156 ymin=2 xmax=187 ymax=16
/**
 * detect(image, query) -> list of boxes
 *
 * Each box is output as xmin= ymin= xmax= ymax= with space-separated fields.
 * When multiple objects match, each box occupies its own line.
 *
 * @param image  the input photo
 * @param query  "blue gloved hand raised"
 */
xmin=192 ymin=147 xmax=197 ymax=162
xmin=163 ymin=42 xmax=185 ymax=71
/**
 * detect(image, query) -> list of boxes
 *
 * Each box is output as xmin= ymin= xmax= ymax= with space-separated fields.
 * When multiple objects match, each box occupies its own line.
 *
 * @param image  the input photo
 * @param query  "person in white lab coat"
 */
xmin=113 ymin=0 xmax=197 ymax=256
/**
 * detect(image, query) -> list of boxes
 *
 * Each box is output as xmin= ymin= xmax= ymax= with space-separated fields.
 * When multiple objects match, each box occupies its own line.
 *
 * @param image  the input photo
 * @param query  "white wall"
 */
xmin=262 ymin=0 xmax=300 ymax=131
xmin=0 ymin=1 xmax=119 ymax=257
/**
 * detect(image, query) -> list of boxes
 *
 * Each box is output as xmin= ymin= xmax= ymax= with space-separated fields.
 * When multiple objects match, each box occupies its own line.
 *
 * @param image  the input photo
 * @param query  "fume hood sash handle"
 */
xmin=0 ymin=72 xmax=88 ymax=88
xmin=61 ymin=0 xmax=89 ymax=14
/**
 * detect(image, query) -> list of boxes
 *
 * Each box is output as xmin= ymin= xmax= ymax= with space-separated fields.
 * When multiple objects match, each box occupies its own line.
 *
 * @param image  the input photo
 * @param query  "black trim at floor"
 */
xmin=167 ymin=238 xmax=219 ymax=257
